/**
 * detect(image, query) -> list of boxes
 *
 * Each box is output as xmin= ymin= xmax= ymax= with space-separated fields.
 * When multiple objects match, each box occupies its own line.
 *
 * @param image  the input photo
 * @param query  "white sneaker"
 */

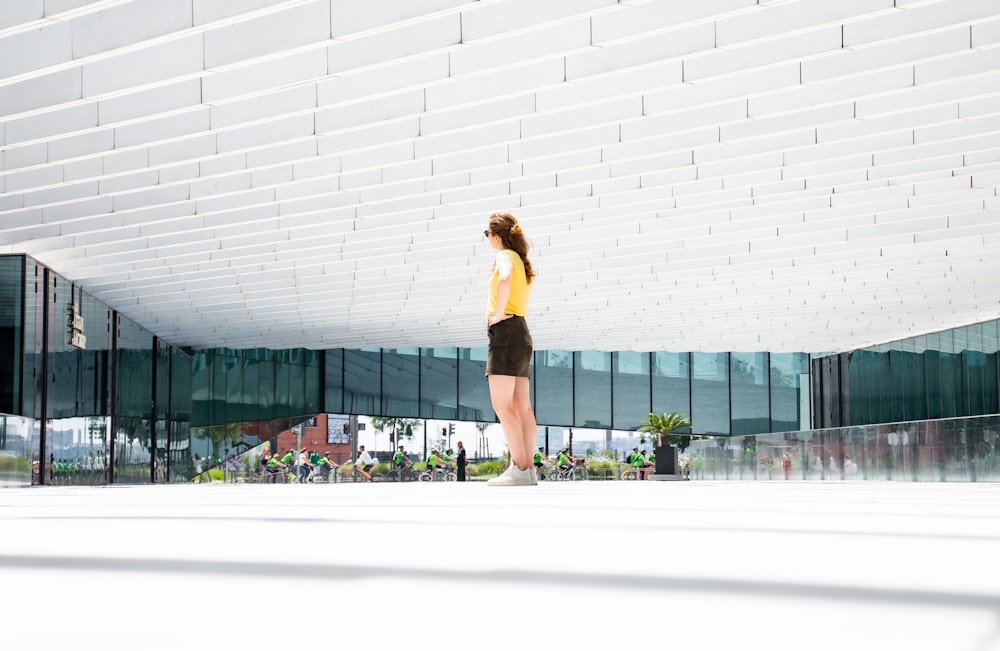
xmin=487 ymin=463 xmax=533 ymax=486
xmin=529 ymin=465 xmax=538 ymax=485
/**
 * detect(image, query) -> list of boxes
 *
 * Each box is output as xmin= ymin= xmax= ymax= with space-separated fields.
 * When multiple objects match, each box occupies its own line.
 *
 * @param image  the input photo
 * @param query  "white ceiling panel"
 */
xmin=1 ymin=0 xmax=999 ymax=354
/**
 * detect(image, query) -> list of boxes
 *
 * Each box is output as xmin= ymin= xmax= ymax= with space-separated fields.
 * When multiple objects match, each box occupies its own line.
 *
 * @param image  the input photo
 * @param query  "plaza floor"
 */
xmin=1 ymin=480 xmax=998 ymax=650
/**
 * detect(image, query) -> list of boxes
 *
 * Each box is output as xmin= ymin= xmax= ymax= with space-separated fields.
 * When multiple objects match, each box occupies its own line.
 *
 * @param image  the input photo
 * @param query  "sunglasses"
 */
xmin=483 ymin=229 xmax=491 ymax=238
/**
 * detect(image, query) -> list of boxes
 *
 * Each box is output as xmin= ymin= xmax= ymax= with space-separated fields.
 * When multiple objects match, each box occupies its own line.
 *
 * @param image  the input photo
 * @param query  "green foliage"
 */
xmin=370 ymin=417 xmax=421 ymax=441
xmin=475 ymin=459 xmax=506 ymax=477
xmin=0 ymin=456 xmax=30 ymax=473
xmin=638 ymin=411 xmax=694 ymax=450
xmin=585 ymin=458 xmax=618 ymax=480
xmin=194 ymin=423 xmax=244 ymax=458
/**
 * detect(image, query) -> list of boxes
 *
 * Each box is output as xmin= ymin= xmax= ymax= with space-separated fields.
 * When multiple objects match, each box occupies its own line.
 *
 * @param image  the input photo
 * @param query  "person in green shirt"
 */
xmin=556 ymin=449 xmax=576 ymax=478
xmin=533 ymin=447 xmax=546 ymax=480
xmin=426 ymin=450 xmax=441 ymax=480
xmin=634 ymin=449 xmax=653 ymax=480
xmin=393 ymin=445 xmax=412 ymax=479
xmin=317 ymin=451 xmax=336 ymax=482
xmin=265 ymin=452 xmax=285 ymax=483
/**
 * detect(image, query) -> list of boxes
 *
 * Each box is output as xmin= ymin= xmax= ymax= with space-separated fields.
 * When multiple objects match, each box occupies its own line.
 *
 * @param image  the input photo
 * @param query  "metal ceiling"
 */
xmin=2 ymin=0 xmax=999 ymax=353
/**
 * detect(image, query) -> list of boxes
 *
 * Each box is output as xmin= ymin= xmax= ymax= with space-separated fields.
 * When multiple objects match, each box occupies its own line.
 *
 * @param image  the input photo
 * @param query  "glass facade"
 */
xmin=326 ymin=347 xmax=809 ymax=435
xmin=814 ymin=319 xmax=1000 ymax=428
xmin=686 ymin=414 xmax=1000 ymax=483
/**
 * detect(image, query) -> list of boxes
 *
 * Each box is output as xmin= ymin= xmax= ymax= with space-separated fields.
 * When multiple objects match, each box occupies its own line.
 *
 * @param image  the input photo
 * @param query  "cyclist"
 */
xmin=556 ymin=449 xmax=576 ymax=479
xmin=425 ymin=449 xmax=440 ymax=480
xmin=356 ymin=445 xmax=375 ymax=482
xmin=393 ymin=445 xmax=412 ymax=479
xmin=264 ymin=452 xmax=285 ymax=483
xmin=533 ymin=447 xmax=546 ymax=480
xmin=318 ymin=451 xmax=337 ymax=482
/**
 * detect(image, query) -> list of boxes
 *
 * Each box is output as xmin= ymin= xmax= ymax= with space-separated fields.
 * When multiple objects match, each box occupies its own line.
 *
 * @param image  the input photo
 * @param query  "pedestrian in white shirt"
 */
xmin=356 ymin=445 xmax=375 ymax=482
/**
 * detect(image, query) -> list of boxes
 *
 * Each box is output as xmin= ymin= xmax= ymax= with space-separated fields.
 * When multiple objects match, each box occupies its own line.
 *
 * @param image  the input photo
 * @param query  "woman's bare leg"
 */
xmin=488 ymin=374 xmax=530 ymax=469
xmin=513 ymin=377 xmax=537 ymax=462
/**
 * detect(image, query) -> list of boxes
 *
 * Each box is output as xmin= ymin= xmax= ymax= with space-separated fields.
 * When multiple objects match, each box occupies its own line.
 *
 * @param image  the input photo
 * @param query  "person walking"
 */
xmin=456 ymin=441 xmax=467 ymax=481
xmin=483 ymin=212 xmax=538 ymax=487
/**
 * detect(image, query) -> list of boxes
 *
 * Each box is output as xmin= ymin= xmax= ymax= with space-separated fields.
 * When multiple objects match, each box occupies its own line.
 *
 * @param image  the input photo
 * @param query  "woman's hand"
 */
xmin=488 ymin=313 xmax=511 ymax=325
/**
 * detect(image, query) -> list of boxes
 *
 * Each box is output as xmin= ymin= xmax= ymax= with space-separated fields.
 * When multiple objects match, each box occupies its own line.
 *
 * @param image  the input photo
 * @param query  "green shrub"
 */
xmin=476 ymin=459 xmax=506 ymax=477
xmin=586 ymin=458 xmax=618 ymax=480
xmin=0 ymin=456 xmax=30 ymax=473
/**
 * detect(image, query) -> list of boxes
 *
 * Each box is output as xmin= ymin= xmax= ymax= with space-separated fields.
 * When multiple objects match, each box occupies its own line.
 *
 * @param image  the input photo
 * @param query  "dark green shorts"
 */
xmin=486 ymin=316 xmax=533 ymax=378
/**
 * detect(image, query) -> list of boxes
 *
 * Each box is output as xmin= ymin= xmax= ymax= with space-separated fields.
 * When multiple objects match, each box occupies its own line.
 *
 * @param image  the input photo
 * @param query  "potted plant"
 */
xmin=638 ymin=411 xmax=693 ymax=476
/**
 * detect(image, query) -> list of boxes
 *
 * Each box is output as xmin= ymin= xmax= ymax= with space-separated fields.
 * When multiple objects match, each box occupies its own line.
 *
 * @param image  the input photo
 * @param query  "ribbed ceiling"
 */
xmin=2 ymin=0 xmax=999 ymax=352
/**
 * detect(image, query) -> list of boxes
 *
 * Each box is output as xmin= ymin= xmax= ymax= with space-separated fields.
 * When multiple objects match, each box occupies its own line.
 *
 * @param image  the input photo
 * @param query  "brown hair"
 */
xmin=487 ymin=212 xmax=536 ymax=284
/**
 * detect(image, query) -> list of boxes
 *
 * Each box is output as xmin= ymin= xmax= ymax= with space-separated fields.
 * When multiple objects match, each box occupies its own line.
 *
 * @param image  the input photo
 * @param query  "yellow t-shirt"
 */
xmin=487 ymin=250 xmax=529 ymax=317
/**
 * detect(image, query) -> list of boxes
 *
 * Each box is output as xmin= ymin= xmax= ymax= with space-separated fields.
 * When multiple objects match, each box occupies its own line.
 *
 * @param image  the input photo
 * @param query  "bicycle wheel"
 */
xmin=385 ymin=470 xmax=400 ymax=482
xmin=371 ymin=472 xmax=386 ymax=482
xmin=570 ymin=467 xmax=588 ymax=481
xmin=418 ymin=471 xmax=432 ymax=482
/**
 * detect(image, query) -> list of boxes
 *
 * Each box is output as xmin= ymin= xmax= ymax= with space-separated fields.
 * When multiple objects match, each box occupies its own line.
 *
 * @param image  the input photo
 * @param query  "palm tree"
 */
xmin=638 ymin=412 xmax=693 ymax=451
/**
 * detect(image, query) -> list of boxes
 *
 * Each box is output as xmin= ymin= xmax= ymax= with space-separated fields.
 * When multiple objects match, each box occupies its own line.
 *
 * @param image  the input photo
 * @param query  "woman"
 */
xmin=483 ymin=212 xmax=538 ymax=486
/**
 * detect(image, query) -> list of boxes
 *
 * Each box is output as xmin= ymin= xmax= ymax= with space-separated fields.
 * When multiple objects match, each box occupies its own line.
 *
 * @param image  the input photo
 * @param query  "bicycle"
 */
xmin=418 ymin=467 xmax=456 ymax=481
xmin=384 ymin=465 xmax=415 ymax=482
xmin=554 ymin=464 xmax=588 ymax=481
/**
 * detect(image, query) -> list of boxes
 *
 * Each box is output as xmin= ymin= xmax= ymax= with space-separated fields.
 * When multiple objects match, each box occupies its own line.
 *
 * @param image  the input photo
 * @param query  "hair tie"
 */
xmin=510 ymin=224 xmax=521 ymax=235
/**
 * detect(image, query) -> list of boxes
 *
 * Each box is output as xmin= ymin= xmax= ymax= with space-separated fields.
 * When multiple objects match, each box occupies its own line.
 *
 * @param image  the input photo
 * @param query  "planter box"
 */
xmin=654 ymin=446 xmax=679 ymax=475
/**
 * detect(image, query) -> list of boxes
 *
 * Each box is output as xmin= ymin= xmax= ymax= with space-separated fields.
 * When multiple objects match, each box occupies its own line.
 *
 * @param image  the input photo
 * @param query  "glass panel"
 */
xmin=23 ymin=259 xmax=41 ymax=424
xmin=574 ymin=351 xmax=610 ymax=429
xmin=962 ymin=324 xmax=987 ymax=416
xmin=382 ymin=348 xmax=420 ymax=417
xmin=170 ymin=348 xmax=192 ymax=482
xmin=304 ymin=360 xmax=321 ymax=415
xmin=652 ymin=352 xmax=690 ymax=419
xmin=0 ymin=257 xmax=24 ymax=415
xmin=691 ymin=352 xmax=729 ymax=435
xmin=325 ymin=349 xmax=344 ymax=414
xmin=421 ymin=348 xmax=458 ymax=420
xmin=344 ymin=349 xmax=380 ymax=414
xmin=287 ymin=361 xmax=306 ymax=416
xmin=612 ymin=351 xmax=650 ymax=431
xmin=458 ymin=347 xmax=492 ymax=423
xmin=983 ymin=320 xmax=999 ymax=415
xmin=534 ymin=350 xmax=572 ymax=426
xmin=275 ymin=355 xmax=290 ymax=418
xmin=771 ymin=353 xmax=807 ymax=432
xmin=685 ymin=414 xmax=1000 ymax=483
xmin=0 ymin=414 xmax=34 ymax=487
xmin=730 ymin=352 xmax=768 ymax=436
xmin=938 ymin=330 xmax=960 ymax=418
xmin=225 ymin=353 xmax=243 ymax=424
xmin=114 ymin=315 xmax=153 ymax=484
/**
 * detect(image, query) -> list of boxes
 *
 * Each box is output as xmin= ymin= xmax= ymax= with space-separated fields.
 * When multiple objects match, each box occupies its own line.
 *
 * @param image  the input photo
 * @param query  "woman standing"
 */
xmin=483 ymin=212 xmax=538 ymax=487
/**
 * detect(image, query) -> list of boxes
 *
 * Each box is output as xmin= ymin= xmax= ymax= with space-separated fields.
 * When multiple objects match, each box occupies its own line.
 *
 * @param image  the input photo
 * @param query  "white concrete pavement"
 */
xmin=1 ymin=480 xmax=999 ymax=650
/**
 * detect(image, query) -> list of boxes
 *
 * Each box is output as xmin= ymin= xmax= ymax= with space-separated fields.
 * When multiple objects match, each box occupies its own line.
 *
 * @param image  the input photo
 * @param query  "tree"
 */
xmin=638 ymin=412 xmax=695 ymax=451
xmin=370 ymin=417 xmax=421 ymax=446
xmin=195 ymin=423 xmax=244 ymax=463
